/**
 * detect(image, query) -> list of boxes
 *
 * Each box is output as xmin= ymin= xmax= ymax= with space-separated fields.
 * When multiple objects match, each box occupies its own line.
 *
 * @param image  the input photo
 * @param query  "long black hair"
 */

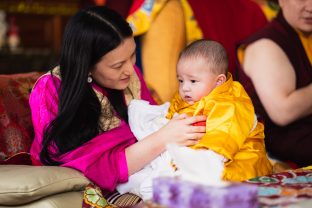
xmin=40 ymin=6 xmax=133 ymax=165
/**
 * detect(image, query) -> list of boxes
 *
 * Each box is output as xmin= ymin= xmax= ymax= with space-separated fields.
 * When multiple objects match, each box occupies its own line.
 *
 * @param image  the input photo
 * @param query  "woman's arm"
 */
xmin=243 ymin=39 xmax=312 ymax=126
xmin=30 ymin=74 xmax=133 ymax=191
xmin=125 ymin=114 xmax=206 ymax=175
xmin=29 ymin=73 xmax=60 ymax=162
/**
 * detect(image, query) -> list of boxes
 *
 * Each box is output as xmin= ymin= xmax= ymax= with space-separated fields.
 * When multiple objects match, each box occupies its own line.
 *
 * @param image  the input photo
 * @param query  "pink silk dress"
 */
xmin=29 ymin=66 xmax=155 ymax=192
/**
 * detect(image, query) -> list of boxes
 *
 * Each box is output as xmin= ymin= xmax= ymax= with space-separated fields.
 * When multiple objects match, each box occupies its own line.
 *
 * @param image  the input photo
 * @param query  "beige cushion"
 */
xmin=0 ymin=165 xmax=90 ymax=206
xmin=0 ymin=191 xmax=84 ymax=208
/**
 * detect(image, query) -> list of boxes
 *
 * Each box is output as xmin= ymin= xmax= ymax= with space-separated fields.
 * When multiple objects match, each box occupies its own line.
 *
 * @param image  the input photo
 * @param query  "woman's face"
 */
xmin=91 ymin=37 xmax=136 ymax=90
xmin=279 ymin=0 xmax=312 ymax=35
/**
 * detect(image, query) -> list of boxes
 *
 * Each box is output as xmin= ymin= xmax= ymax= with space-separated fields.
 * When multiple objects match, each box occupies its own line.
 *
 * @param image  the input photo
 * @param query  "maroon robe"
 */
xmin=236 ymin=11 xmax=312 ymax=167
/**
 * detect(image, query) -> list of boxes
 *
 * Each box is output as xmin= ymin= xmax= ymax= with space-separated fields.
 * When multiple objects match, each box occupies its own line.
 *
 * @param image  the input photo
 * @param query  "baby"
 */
xmin=117 ymin=39 xmax=272 ymax=199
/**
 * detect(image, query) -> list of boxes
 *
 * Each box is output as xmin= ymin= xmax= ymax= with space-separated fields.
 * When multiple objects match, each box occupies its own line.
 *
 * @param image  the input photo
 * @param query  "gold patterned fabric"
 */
xmin=167 ymin=73 xmax=272 ymax=181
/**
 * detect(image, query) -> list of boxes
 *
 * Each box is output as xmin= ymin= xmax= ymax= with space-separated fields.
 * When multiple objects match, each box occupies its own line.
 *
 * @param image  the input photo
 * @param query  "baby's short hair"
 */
xmin=179 ymin=39 xmax=229 ymax=75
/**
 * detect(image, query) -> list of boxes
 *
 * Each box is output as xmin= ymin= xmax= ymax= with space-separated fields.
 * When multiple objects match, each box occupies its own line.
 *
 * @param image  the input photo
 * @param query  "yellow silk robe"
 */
xmin=166 ymin=73 xmax=272 ymax=181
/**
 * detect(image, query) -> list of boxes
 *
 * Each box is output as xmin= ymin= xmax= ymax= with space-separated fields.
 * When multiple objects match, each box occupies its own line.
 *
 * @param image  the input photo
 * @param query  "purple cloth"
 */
xmin=153 ymin=177 xmax=259 ymax=208
xmin=29 ymin=66 xmax=155 ymax=192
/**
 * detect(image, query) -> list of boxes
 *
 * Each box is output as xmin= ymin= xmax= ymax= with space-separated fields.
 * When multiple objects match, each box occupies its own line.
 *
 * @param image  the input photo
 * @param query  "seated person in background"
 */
xmin=117 ymin=39 xmax=272 ymax=199
xmin=236 ymin=0 xmax=312 ymax=168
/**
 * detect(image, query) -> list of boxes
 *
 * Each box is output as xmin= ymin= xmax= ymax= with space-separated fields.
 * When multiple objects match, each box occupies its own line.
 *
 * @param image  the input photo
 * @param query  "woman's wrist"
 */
xmin=125 ymin=130 xmax=167 ymax=175
xmin=145 ymin=129 xmax=168 ymax=153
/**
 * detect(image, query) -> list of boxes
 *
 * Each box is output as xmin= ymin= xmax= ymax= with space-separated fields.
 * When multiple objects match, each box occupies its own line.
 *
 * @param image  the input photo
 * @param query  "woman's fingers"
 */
xmin=184 ymin=139 xmax=200 ymax=146
xmin=190 ymin=125 xmax=206 ymax=133
xmin=189 ymin=132 xmax=205 ymax=141
xmin=172 ymin=114 xmax=206 ymax=124
xmin=172 ymin=115 xmax=206 ymax=134
xmin=181 ymin=135 xmax=204 ymax=146
xmin=174 ymin=113 xmax=188 ymax=120
xmin=162 ymin=114 xmax=206 ymax=146
xmin=184 ymin=115 xmax=207 ymax=125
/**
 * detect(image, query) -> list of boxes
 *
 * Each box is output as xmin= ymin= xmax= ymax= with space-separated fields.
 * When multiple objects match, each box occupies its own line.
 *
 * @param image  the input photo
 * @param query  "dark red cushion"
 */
xmin=0 ymin=72 xmax=43 ymax=162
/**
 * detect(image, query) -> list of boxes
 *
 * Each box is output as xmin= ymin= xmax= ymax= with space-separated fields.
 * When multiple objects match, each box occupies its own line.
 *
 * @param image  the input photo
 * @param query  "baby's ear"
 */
xmin=216 ymin=74 xmax=227 ymax=86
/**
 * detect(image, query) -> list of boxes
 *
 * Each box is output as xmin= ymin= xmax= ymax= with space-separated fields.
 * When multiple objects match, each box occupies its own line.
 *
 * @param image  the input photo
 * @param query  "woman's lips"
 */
xmin=121 ymin=76 xmax=130 ymax=82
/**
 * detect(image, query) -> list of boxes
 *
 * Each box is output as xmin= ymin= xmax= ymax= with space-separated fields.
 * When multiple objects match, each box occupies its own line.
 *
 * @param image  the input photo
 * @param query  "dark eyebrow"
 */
xmin=111 ymin=48 xmax=136 ymax=68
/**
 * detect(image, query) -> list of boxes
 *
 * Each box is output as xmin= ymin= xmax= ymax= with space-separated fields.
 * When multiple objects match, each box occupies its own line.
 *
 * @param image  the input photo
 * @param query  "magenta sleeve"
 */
xmin=60 ymin=123 xmax=136 ymax=191
xmin=29 ymin=74 xmax=136 ymax=191
xmin=29 ymin=74 xmax=60 ymax=162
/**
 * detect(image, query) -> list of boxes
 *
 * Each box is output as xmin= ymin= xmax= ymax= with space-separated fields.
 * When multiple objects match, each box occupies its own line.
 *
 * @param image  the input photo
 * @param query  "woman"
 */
xmin=29 ymin=6 xmax=206 ymax=192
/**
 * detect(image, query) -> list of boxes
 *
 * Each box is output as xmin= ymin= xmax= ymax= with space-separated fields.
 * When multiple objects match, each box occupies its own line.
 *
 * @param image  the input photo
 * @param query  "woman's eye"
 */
xmin=113 ymin=64 xmax=123 ymax=69
xmin=191 ymin=80 xmax=197 ymax=83
xmin=178 ymin=79 xmax=183 ymax=83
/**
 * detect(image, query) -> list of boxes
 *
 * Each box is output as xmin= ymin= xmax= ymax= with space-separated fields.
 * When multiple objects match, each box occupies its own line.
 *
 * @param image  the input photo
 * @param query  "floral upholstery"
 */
xmin=0 ymin=72 xmax=43 ymax=161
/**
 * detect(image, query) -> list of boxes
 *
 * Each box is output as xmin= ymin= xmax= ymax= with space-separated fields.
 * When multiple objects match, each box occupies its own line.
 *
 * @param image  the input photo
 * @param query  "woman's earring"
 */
xmin=87 ymin=73 xmax=92 ymax=83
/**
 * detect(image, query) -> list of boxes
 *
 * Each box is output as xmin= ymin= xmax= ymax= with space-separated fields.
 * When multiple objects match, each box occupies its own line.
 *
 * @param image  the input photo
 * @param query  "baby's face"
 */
xmin=177 ymin=57 xmax=219 ymax=104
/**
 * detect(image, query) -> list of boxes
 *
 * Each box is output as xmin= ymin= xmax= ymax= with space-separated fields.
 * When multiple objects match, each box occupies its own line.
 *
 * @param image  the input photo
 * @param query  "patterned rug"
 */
xmin=246 ymin=166 xmax=312 ymax=207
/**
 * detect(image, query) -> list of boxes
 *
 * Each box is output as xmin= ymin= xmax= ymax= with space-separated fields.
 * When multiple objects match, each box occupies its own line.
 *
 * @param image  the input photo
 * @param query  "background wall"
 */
xmin=0 ymin=0 xmax=81 ymax=74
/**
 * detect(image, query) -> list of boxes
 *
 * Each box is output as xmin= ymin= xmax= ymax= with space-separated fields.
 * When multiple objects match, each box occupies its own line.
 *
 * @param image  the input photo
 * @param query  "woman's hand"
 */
xmin=158 ymin=114 xmax=207 ymax=146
